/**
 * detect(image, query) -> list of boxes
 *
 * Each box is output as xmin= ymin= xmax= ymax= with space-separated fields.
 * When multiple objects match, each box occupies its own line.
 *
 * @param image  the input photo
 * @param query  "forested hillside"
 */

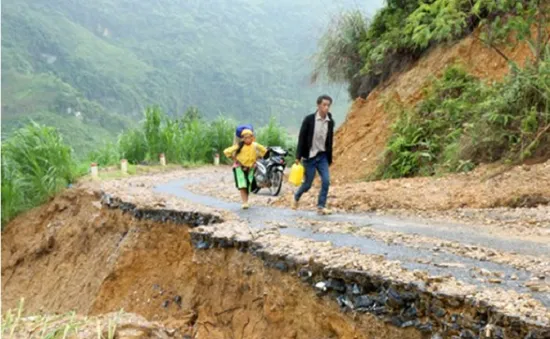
xmin=1 ymin=0 xmax=383 ymax=154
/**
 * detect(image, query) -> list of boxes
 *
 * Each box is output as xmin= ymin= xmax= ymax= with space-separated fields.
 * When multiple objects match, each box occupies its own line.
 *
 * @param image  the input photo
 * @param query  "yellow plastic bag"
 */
xmin=288 ymin=163 xmax=304 ymax=187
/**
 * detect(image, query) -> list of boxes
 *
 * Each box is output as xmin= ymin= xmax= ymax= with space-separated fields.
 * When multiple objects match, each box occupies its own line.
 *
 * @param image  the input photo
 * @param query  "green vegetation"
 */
xmin=378 ymin=60 xmax=550 ymax=178
xmin=2 ymin=107 xmax=293 ymax=226
xmin=314 ymin=0 xmax=549 ymax=178
xmin=314 ymin=0 xmax=549 ymax=99
xmin=2 ymin=0 xmax=356 ymax=155
xmin=1 ymin=123 xmax=79 ymax=224
xmin=87 ymin=107 xmax=295 ymax=166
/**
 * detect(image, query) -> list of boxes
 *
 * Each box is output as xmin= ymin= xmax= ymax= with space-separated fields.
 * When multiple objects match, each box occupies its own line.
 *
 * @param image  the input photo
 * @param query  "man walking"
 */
xmin=292 ymin=94 xmax=335 ymax=215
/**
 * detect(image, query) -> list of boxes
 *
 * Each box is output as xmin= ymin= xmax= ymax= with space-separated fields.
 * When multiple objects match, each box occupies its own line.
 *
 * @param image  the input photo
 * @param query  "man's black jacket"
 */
xmin=296 ymin=112 xmax=335 ymax=165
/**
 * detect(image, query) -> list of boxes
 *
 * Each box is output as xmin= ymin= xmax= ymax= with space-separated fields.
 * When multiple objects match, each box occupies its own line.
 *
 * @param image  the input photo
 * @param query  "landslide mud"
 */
xmin=2 ymin=190 xmax=421 ymax=339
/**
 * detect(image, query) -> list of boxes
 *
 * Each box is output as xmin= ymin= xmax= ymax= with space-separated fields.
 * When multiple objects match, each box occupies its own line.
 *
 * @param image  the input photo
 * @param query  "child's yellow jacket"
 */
xmin=223 ymin=142 xmax=267 ymax=168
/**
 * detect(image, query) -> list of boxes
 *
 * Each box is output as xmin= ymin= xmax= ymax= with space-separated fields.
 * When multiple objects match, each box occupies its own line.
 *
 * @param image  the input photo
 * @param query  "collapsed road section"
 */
xmin=2 ymin=190 xmax=418 ymax=338
xmin=2 ymin=171 xmax=550 ymax=338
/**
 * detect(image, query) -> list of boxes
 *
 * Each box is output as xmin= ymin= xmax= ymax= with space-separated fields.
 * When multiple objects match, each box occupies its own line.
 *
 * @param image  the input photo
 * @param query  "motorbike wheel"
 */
xmin=270 ymin=170 xmax=283 ymax=196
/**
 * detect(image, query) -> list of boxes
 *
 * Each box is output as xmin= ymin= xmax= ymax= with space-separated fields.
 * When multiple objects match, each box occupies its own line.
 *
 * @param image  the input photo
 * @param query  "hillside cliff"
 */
xmin=332 ymin=32 xmax=533 ymax=183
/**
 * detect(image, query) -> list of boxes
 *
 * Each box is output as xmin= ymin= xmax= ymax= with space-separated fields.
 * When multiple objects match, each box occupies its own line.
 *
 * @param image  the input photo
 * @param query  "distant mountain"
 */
xmin=1 ymin=0 xmax=383 ymax=154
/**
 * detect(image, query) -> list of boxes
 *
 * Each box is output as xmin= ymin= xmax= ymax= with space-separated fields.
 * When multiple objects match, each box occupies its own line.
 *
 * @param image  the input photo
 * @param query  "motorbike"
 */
xmin=252 ymin=146 xmax=288 ymax=196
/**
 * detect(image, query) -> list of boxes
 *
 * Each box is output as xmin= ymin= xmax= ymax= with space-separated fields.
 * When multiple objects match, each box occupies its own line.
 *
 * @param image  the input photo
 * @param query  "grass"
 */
xmin=1 ymin=107 xmax=294 ymax=225
xmin=1 ymin=122 xmax=77 ymax=225
xmin=1 ymin=299 xmax=125 ymax=339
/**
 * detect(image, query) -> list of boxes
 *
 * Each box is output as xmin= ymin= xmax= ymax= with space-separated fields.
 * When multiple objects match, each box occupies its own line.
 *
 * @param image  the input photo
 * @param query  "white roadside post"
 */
xmin=121 ymin=159 xmax=128 ymax=174
xmin=214 ymin=153 xmax=220 ymax=166
xmin=159 ymin=153 xmax=166 ymax=166
xmin=90 ymin=163 xmax=98 ymax=178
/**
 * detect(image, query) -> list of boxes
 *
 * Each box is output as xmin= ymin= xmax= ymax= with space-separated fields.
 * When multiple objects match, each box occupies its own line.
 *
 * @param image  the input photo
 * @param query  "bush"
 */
xmin=131 ymin=107 xmax=292 ymax=165
xmin=143 ymin=106 xmax=163 ymax=160
xmin=208 ymin=116 xmax=237 ymax=164
xmin=1 ymin=122 xmax=77 ymax=225
xmin=86 ymin=141 xmax=120 ymax=167
xmin=377 ymin=60 xmax=550 ymax=179
xmin=177 ymin=118 xmax=211 ymax=164
xmin=257 ymin=117 xmax=296 ymax=160
xmin=118 ymin=128 xmax=148 ymax=164
xmin=256 ymin=117 xmax=290 ymax=147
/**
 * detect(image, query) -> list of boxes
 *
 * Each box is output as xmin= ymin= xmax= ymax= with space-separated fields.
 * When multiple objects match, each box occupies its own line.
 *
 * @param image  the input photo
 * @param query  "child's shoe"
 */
xmin=291 ymin=200 xmax=299 ymax=210
xmin=242 ymin=203 xmax=249 ymax=210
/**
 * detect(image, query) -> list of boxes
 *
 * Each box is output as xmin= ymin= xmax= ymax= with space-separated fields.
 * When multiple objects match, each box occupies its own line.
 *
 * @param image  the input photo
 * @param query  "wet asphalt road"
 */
xmin=155 ymin=178 xmax=550 ymax=308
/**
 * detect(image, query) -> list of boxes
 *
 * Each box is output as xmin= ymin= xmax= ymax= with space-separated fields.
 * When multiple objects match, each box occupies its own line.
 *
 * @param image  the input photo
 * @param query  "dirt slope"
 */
xmin=2 ymin=190 xmax=419 ymax=339
xmin=332 ymin=32 xmax=532 ymax=183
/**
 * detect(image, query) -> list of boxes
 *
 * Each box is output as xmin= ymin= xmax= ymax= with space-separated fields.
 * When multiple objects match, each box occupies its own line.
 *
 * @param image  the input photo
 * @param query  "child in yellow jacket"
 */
xmin=223 ymin=129 xmax=267 ymax=209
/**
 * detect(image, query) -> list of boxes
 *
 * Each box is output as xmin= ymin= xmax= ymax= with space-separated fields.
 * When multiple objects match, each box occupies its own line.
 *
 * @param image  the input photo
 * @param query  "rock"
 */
xmin=352 ymin=283 xmax=362 ymax=295
xmin=273 ymin=261 xmax=289 ymax=272
xmin=445 ymin=297 xmax=462 ymax=308
xmin=414 ymin=270 xmax=429 ymax=281
xmin=525 ymin=281 xmax=550 ymax=292
xmin=298 ymin=268 xmax=312 ymax=282
xmin=479 ymin=269 xmax=492 ymax=276
xmin=336 ymin=295 xmax=354 ymax=310
xmin=416 ymin=322 xmax=433 ymax=333
xmin=488 ymin=278 xmax=502 ymax=284
xmin=435 ymin=262 xmax=466 ymax=269
xmin=162 ymin=300 xmax=170 ymax=308
xmin=372 ymin=305 xmax=387 ymax=315
xmin=460 ymin=329 xmax=476 ymax=338
xmin=326 ymin=278 xmax=346 ymax=293
xmin=403 ymin=304 xmax=418 ymax=319
xmin=391 ymin=316 xmax=406 ymax=327
xmin=196 ymin=240 xmax=210 ymax=250
xmin=401 ymin=320 xmax=419 ymax=328
xmin=428 ymin=276 xmax=446 ymax=283
xmin=315 ymin=281 xmax=327 ymax=292
xmin=481 ymin=324 xmax=504 ymax=339
xmin=173 ymin=295 xmax=182 ymax=307
xmin=431 ymin=305 xmax=446 ymax=318
xmin=354 ymin=295 xmax=375 ymax=311
xmin=386 ymin=288 xmax=405 ymax=308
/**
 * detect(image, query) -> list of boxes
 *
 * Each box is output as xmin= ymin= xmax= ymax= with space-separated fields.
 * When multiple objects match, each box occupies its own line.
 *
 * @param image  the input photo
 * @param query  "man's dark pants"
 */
xmin=294 ymin=152 xmax=330 ymax=208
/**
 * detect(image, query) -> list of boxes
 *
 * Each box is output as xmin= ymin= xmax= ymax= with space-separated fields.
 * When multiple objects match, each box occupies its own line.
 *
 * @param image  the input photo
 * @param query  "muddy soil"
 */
xmin=2 ymin=190 xmax=420 ymax=339
xmin=331 ymin=29 xmax=535 ymax=182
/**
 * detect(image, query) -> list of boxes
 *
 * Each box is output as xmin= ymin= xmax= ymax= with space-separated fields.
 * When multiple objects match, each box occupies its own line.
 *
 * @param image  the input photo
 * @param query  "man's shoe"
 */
xmin=317 ymin=207 xmax=332 ymax=215
xmin=291 ymin=200 xmax=299 ymax=210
